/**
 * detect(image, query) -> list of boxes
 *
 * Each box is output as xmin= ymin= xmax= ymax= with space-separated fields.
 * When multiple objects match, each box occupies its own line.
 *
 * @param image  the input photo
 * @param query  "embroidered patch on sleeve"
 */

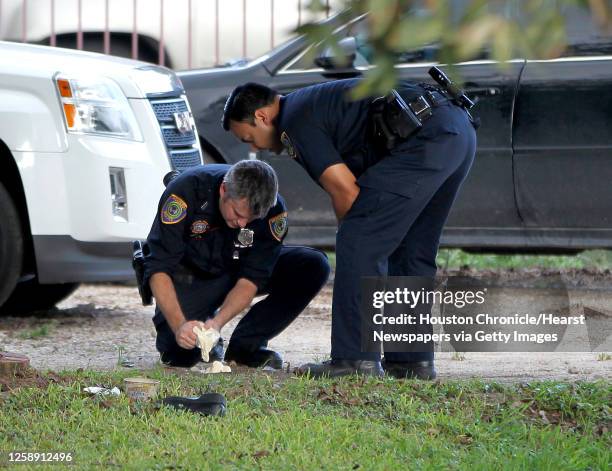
xmin=161 ymin=194 xmax=188 ymax=224
xmin=268 ymin=211 xmax=288 ymax=242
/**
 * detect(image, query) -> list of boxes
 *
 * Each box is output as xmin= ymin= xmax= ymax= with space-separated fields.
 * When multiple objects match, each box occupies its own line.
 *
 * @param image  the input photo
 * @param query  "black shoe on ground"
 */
xmin=223 ymin=346 xmax=283 ymax=369
xmin=161 ymin=392 xmax=226 ymax=417
xmin=295 ymin=359 xmax=384 ymax=378
xmin=382 ymin=360 xmax=437 ymax=380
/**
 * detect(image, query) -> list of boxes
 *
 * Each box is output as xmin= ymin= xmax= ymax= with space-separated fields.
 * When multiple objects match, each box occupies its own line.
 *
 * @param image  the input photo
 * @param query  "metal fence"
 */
xmin=0 ymin=0 xmax=335 ymax=70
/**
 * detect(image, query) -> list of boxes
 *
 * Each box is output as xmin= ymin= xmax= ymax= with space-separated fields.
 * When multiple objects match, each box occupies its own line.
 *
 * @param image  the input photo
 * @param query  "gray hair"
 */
xmin=223 ymin=160 xmax=278 ymax=219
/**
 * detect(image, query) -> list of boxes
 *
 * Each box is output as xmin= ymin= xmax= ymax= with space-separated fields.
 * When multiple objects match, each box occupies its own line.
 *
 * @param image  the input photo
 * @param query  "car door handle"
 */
xmin=465 ymin=86 xmax=501 ymax=97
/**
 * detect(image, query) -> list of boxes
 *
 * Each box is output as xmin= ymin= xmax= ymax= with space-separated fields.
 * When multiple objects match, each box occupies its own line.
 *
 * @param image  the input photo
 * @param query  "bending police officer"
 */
xmin=223 ymin=80 xmax=477 ymax=378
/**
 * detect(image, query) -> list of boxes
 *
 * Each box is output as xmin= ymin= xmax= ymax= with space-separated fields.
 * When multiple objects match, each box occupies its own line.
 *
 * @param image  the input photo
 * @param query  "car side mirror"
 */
xmin=314 ymin=36 xmax=357 ymax=70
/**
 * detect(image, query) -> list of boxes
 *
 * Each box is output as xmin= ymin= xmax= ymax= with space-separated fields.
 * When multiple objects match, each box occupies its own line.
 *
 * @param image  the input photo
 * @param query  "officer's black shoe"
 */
xmin=382 ymin=360 xmax=437 ymax=380
xmin=208 ymin=338 xmax=224 ymax=362
xmin=223 ymin=346 xmax=283 ymax=369
xmin=161 ymin=392 xmax=226 ymax=417
xmin=295 ymin=359 xmax=384 ymax=378
xmin=160 ymin=351 xmax=200 ymax=368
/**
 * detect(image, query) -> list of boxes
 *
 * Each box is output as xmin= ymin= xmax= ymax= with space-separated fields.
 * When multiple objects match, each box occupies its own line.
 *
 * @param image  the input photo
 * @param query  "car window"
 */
xmin=284 ymin=17 xmax=371 ymax=71
xmin=284 ymin=2 xmax=499 ymax=72
xmin=560 ymin=4 xmax=612 ymax=57
xmin=285 ymin=10 xmax=436 ymax=71
xmin=505 ymin=1 xmax=612 ymax=58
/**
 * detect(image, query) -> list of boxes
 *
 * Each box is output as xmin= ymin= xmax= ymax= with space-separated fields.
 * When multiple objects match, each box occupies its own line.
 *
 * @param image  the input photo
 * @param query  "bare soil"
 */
xmin=0 ymin=270 xmax=610 ymax=383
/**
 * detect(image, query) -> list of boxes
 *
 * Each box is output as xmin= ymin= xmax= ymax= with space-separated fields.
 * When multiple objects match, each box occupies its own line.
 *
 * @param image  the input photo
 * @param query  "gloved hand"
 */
xmin=175 ymin=320 xmax=206 ymax=349
xmin=192 ymin=325 xmax=221 ymax=362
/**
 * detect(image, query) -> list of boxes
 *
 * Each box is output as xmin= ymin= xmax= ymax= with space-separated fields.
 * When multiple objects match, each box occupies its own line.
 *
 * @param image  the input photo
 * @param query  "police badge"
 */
xmin=280 ymin=131 xmax=296 ymax=159
xmin=237 ymin=228 xmax=254 ymax=247
xmin=233 ymin=228 xmax=254 ymax=260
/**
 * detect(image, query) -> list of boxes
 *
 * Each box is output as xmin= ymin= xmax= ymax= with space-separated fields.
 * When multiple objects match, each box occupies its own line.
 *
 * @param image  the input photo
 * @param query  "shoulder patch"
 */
xmin=268 ymin=211 xmax=288 ymax=242
xmin=280 ymin=131 xmax=297 ymax=159
xmin=161 ymin=194 xmax=188 ymax=224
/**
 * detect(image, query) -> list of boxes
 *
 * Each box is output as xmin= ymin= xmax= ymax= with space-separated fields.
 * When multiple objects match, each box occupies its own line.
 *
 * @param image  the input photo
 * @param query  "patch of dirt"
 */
xmin=0 ymin=270 xmax=610 ymax=382
xmin=0 ymin=368 xmax=70 ymax=393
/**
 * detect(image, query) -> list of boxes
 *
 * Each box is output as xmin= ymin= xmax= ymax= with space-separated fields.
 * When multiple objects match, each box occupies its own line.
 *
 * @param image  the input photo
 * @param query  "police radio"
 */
xmin=428 ymin=66 xmax=475 ymax=110
xmin=428 ymin=66 xmax=479 ymax=128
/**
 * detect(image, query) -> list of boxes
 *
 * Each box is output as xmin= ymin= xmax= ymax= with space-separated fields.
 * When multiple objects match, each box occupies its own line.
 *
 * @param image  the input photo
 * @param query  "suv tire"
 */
xmin=0 ymin=281 xmax=79 ymax=315
xmin=0 ymin=182 xmax=23 ymax=308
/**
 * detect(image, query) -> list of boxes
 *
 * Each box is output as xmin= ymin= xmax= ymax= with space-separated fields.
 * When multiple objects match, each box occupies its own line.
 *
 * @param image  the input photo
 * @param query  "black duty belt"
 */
xmin=172 ymin=265 xmax=206 ymax=285
xmin=407 ymin=90 xmax=449 ymax=122
xmin=369 ymin=88 xmax=450 ymax=150
xmin=173 ymin=272 xmax=195 ymax=285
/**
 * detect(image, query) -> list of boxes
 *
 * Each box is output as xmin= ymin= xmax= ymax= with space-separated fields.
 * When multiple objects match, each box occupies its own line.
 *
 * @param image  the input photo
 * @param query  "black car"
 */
xmin=178 ymin=6 xmax=612 ymax=250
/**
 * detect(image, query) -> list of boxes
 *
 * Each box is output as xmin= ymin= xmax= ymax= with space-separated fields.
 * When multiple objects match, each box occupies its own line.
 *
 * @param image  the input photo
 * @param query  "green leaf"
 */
xmin=394 ymin=17 xmax=445 ymax=51
xmin=297 ymin=0 xmax=607 ymax=97
xmin=491 ymin=20 xmax=514 ymax=64
xmin=367 ymin=0 xmax=400 ymax=39
xmin=454 ymin=15 xmax=501 ymax=61
xmin=350 ymin=54 xmax=397 ymax=99
xmin=461 ymin=0 xmax=491 ymax=24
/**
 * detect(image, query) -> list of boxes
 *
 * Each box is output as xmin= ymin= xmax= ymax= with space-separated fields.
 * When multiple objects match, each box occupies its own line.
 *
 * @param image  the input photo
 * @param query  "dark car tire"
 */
xmin=0 ymin=281 xmax=80 ymax=316
xmin=0 ymin=182 xmax=23 ymax=308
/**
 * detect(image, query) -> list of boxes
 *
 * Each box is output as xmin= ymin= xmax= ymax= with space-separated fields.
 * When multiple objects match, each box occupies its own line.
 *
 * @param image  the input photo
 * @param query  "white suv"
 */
xmin=0 ymin=41 xmax=202 ymax=313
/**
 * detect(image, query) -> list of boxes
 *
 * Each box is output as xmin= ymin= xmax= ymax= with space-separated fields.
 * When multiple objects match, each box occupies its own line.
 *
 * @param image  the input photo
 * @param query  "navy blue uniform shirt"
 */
xmin=276 ymin=78 xmax=426 ymax=189
xmin=144 ymin=164 xmax=288 ymax=290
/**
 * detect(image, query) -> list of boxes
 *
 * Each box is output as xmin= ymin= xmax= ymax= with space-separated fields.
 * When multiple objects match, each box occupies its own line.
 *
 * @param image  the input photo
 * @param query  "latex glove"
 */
xmin=208 ymin=361 xmax=231 ymax=373
xmin=192 ymin=325 xmax=221 ymax=362
xmin=190 ymin=361 xmax=232 ymax=374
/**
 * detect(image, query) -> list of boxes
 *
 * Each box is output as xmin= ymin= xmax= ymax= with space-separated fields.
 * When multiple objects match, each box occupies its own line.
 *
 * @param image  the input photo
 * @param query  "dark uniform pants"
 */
xmin=332 ymin=103 xmax=477 ymax=362
xmin=154 ymin=246 xmax=330 ymax=367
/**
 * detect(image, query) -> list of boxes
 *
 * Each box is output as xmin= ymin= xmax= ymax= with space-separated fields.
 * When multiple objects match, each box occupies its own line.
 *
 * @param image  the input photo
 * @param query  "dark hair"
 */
xmin=222 ymin=83 xmax=277 ymax=131
xmin=223 ymin=160 xmax=278 ymax=219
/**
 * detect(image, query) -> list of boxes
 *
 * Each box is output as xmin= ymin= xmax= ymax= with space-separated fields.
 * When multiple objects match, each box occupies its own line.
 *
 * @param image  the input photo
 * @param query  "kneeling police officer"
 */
xmin=143 ymin=160 xmax=330 ymax=368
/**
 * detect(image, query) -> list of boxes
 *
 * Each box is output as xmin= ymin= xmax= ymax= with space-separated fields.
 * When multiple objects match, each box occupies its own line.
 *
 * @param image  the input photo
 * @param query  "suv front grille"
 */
xmin=169 ymin=149 xmax=203 ymax=171
xmin=150 ymin=99 xmax=189 ymax=121
xmin=161 ymin=126 xmax=196 ymax=147
xmin=149 ymin=96 xmax=202 ymax=172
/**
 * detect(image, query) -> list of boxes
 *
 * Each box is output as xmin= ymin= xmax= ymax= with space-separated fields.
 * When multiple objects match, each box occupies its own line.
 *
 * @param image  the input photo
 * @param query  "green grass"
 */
xmin=325 ymin=250 xmax=336 ymax=269
xmin=436 ymin=249 xmax=612 ymax=271
xmin=1 ymin=369 xmax=610 ymax=470
xmin=16 ymin=321 xmax=57 ymax=340
xmin=325 ymin=250 xmax=612 ymax=271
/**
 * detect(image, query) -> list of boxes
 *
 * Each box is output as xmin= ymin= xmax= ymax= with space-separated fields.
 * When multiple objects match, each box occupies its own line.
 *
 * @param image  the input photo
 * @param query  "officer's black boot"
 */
xmin=209 ymin=338 xmax=224 ymax=362
xmin=295 ymin=359 xmax=384 ymax=378
xmin=224 ymin=345 xmax=283 ymax=369
xmin=382 ymin=360 xmax=437 ymax=380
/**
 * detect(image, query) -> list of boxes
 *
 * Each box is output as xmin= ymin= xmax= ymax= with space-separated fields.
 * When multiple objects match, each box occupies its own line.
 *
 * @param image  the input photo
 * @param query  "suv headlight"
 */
xmin=55 ymin=74 xmax=142 ymax=141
